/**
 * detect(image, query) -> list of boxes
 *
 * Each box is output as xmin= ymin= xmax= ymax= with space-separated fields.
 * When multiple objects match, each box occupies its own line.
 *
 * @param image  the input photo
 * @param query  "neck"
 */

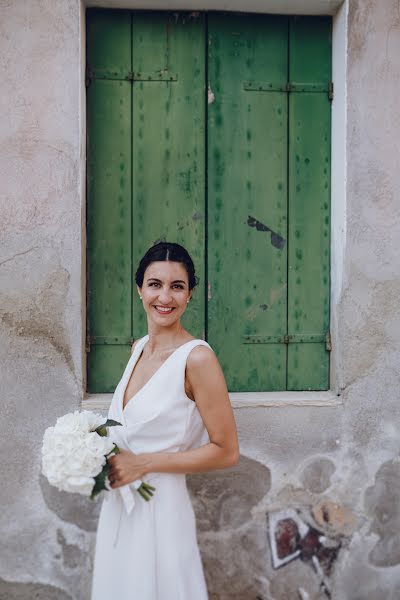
xmin=146 ymin=320 xmax=186 ymax=353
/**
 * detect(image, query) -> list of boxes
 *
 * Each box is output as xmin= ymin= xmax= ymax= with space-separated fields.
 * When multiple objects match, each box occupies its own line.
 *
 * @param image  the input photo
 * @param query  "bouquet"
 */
xmin=41 ymin=410 xmax=155 ymax=501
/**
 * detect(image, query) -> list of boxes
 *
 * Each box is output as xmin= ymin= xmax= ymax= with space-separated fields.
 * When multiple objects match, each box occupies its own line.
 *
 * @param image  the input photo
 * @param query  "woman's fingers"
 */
xmin=107 ymin=450 xmax=144 ymax=489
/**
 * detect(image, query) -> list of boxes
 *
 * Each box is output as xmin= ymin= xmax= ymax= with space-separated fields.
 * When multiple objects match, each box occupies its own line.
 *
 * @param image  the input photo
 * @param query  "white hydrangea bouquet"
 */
xmin=41 ymin=410 xmax=155 ymax=501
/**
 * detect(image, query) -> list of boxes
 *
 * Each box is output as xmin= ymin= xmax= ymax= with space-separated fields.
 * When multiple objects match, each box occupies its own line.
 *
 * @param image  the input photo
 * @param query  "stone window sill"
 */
xmin=82 ymin=391 xmax=342 ymax=412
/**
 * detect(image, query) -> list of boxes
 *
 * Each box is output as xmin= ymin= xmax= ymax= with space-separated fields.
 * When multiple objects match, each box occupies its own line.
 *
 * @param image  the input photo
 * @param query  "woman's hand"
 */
xmin=108 ymin=449 xmax=148 ymax=489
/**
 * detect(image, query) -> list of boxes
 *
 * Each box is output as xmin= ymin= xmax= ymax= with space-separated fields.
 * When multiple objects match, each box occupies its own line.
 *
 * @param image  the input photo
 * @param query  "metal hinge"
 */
xmin=85 ymin=66 xmax=177 ymax=84
xmin=88 ymin=336 xmax=134 ymax=346
xmin=126 ymin=71 xmax=178 ymax=82
xmin=243 ymin=333 xmax=332 ymax=350
xmin=244 ymin=81 xmax=333 ymax=96
xmin=328 ymin=81 xmax=334 ymax=101
xmin=86 ymin=336 xmax=136 ymax=353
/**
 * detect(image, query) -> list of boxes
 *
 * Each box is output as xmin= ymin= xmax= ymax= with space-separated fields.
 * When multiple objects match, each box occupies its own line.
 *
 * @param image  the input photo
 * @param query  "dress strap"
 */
xmin=180 ymin=339 xmax=212 ymax=355
xmin=132 ymin=335 xmax=149 ymax=356
xmin=176 ymin=339 xmax=213 ymax=370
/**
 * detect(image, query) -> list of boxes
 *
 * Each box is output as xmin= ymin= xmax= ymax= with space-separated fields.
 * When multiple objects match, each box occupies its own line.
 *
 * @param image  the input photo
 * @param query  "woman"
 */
xmin=91 ymin=242 xmax=239 ymax=600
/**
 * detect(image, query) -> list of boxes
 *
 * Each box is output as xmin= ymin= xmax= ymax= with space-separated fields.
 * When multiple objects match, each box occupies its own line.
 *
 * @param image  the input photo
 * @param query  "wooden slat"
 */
xmin=287 ymin=17 xmax=332 ymax=390
xmin=207 ymin=14 xmax=289 ymax=391
xmin=87 ymin=10 xmax=132 ymax=391
xmin=131 ymin=13 xmax=206 ymax=339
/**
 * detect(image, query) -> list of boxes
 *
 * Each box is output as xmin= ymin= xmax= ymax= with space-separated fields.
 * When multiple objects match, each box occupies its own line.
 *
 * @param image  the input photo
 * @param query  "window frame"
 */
xmin=81 ymin=0 xmax=348 ymax=407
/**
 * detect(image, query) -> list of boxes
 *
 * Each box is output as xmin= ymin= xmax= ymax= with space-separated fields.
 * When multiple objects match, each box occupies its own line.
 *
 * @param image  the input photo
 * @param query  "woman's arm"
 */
xmin=144 ymin=345 xmax=239 ymax=472
xmin=108 ymin=346 xmax=239 ymax=489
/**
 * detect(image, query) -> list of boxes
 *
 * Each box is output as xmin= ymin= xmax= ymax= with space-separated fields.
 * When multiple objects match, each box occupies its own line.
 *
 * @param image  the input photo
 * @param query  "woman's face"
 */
xmin=137 ymin=261 xmax=192 ymax=327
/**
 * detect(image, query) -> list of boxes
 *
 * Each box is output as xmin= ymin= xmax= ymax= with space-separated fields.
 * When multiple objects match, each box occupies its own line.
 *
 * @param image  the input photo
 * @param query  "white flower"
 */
xmin=41 ymin=410 xmax=115 ymax=497
xmin=62 ymin=476 xmax=96 ymax=496
xmin=55 ymin=410 xmax=105 ymax=435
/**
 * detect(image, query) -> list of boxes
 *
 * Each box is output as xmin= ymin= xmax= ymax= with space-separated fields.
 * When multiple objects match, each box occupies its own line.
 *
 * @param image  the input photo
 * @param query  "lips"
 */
xmin=154 ymin=306 xmax=175 ymax=315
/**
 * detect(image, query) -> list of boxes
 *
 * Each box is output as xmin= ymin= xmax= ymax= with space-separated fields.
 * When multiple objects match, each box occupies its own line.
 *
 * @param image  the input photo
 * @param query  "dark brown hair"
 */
xmin=135 ymin=242 xmax=198 ymax=290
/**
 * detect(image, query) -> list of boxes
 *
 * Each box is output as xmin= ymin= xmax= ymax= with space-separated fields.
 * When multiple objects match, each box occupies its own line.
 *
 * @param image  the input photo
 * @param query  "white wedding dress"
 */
xmin=91 ymin=335 xmax=210 ymax=600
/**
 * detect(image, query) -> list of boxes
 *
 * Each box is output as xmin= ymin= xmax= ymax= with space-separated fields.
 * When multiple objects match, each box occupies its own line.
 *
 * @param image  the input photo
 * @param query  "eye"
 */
xmin=172 ymin=284 xmax=184 ymax=289
xmin=148 ymin=282 xmax=160 ymax=287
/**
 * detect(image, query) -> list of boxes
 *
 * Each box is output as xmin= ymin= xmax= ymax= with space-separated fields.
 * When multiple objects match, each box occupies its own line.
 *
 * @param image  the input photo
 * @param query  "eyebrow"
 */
xmin=147 ymin=278 xmax=187 ymax=285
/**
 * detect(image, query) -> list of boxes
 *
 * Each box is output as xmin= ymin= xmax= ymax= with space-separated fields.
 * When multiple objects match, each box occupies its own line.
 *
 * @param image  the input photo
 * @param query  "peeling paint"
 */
xmin=188 ymin=455 xmax=271 ymax=532
xmin=0 ymin=578 xmax=73 ymax=600
xmin=56 ymin=529 xmax=84 ymax=569
xmin=300 ymin=458 xmax=336 ymax=494
xmin=0 ymin=268 xmax=74 ymax=376
xmin=187 ymin=455 xmax=272 ymax=599
xmin=268 ymin=506 xmax=344 ymax=598
xmin=312 ymin=500 xmax=356 ymax=537
xmin=247 ymin=215 xmax=286 ymax=250
xmin=40 ymin=474 xmax=100 ymax=532
xmin=208 ymin=85 xmax=215 ymax=104
xmin=364 ymin=460 xmax=400 ymax=567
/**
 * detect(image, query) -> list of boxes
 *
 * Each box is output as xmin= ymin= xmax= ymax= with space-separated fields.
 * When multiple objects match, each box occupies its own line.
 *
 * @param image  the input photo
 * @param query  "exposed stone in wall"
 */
xmin=331 ymin=532 xmax=400 ymax=600
xmin=56 ymin=529 xmax=84 ymax=570
xmin=188 ymin=454 xmax=271 ymax=531
xmin=40 ymin=474 xmax=101 ymax=532
xmin=188 ymin=455 xmax=271 ymax=599
xmin=204 ymin=519 xmax=270 ymax=600
xmin=189 ymin=456 xmax=357 ymax=599
xmin=269 ymin=559 xmax=325 ymax=600
xmin=268 ymin=503 xmax=349 ymax=599
xmin=364 ymin=459 xmax=400 ymax=567
xmin=0 ymin=578 xmax=73 ymax=600
xmin=300 ymin=458 xmax=335 ymax=494
xmin=312 ymin=499 xmax=356 ymax=538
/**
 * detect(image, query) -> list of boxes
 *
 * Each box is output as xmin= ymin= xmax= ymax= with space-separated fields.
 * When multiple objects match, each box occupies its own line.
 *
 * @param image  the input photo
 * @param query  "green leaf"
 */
xmin=95 ymin=419 xmax=122 ymax=437
xmin=103 ymin=419 xmax=122 ymax=428
xmin=91 ymin=463 xmax=111 ymax=500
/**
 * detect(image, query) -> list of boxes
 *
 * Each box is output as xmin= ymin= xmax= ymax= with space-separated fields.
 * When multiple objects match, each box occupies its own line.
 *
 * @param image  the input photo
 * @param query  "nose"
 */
xmin=158 ymin=286 xmax=172 ymax=304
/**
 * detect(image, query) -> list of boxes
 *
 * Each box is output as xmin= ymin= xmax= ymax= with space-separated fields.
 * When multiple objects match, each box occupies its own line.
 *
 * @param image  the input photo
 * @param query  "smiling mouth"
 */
xmin=154 ymin=306 xmax=175 ymax=315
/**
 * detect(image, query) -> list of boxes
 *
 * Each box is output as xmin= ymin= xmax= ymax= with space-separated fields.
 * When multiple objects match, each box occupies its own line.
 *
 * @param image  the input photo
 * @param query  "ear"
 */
xmin=136 ymin=285 xmax=142 ymax=298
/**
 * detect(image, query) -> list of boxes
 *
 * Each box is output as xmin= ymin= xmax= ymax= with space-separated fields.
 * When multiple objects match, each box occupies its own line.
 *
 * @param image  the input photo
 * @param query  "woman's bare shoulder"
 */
xmin=187 ymin=343 xmax=217 ymax=370
xmin=186 ymin=343 xmax=228 ymax=400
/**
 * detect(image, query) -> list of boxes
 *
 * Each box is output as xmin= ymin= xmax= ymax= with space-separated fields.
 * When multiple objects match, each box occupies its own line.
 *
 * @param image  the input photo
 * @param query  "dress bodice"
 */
xmin=106 ymin=336 xmax=212 ymax=513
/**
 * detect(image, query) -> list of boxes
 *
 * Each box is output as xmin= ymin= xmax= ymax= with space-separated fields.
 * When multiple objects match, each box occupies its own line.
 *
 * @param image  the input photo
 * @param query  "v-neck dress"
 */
xmin=91 ymin=335 xmax=210 ymax=600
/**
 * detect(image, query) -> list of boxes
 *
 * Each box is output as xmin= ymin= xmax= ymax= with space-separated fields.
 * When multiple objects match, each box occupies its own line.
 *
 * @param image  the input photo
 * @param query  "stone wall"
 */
xmin=1 ymin=0 xmax=400 ymax=598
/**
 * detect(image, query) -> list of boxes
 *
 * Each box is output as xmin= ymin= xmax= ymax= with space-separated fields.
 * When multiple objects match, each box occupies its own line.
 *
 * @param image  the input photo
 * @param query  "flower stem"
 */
xmin=138 ymin=482 xmax=156 ymax=501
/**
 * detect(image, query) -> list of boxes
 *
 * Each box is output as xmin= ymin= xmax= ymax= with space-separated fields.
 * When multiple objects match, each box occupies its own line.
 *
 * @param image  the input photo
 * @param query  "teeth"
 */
xmin=155 ymin=306 xmax=173 ymax=313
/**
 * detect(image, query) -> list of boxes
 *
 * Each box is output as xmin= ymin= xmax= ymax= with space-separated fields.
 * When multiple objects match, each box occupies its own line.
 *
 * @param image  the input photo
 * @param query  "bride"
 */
xmin=91 ymin=241 xmax=239 ymax=600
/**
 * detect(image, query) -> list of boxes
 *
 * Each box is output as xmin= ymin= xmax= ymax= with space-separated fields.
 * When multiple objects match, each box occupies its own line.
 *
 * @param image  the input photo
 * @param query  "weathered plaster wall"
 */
xmin=0 ymin=1 xmax=90 ymax=599
xmin=1 ymin=0 xmax=400 ymax=599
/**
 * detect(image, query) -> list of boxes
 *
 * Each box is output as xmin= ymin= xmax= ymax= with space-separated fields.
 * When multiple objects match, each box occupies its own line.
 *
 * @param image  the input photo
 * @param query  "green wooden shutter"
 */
xmin=87 ymin=10 xmax=133 ymax=392
xmin=207 ymin=14 xmax=331 ymax=391
xmin=87 ymin=11 xmax=331 ymax=393
xmin=86 ymin=11 xmax=205 ymax=392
